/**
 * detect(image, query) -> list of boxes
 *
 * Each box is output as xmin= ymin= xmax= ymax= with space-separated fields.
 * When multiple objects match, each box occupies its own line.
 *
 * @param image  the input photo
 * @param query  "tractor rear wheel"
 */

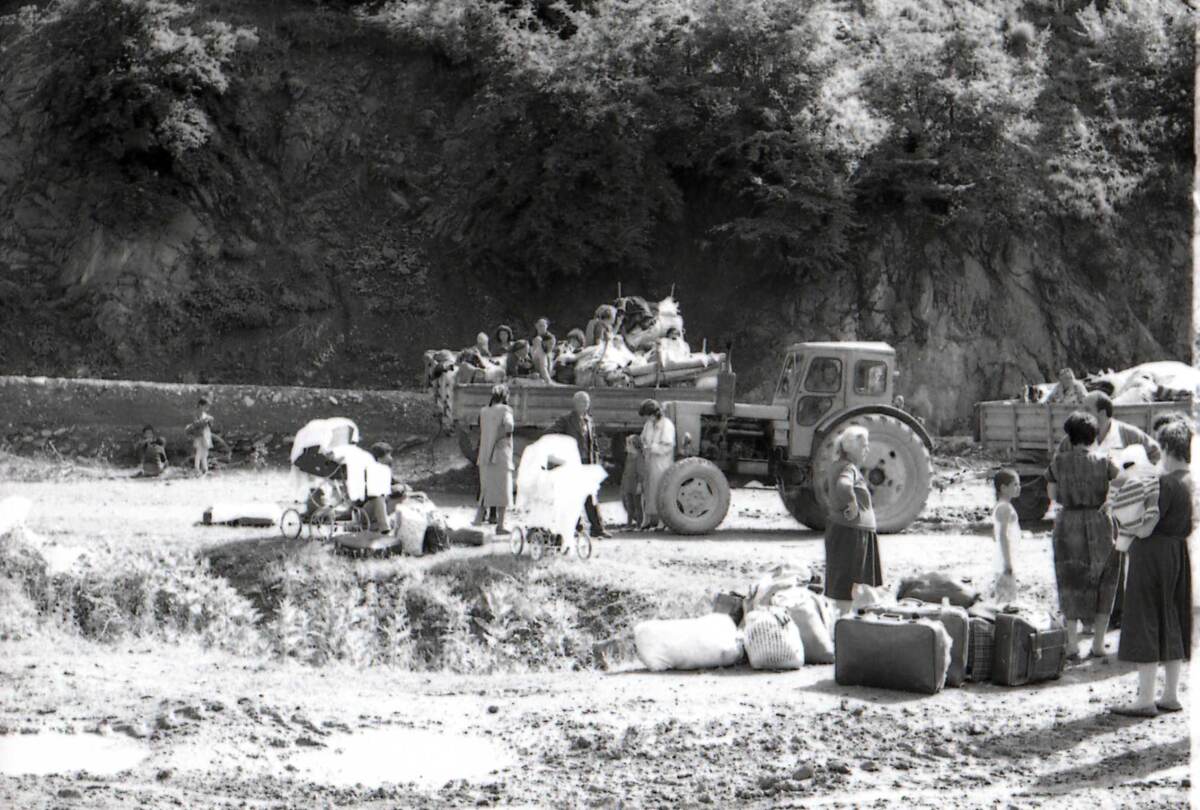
xmin=778 ymin=485 xmax=826 ymax=531
xmin=784 ymin=414 xmax=932 ymax=534
xmin=657 ymin=457 xmax=732 ymax=535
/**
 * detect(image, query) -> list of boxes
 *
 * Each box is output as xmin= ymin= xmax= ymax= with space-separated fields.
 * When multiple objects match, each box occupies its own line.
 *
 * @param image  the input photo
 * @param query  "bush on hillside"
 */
xmin=2 ymin=0 xmax=258 ymax=167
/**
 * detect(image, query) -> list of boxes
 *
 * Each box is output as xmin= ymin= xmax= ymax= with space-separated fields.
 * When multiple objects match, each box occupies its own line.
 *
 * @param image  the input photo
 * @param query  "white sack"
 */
xmin=634 ymin=613 xmax=743 ymax=672
xmin=0 ymin=496 xmax=33 ymax=537
xmin=393 ymin=504 xmax=429 ymax=556
xmin=744 ymin=608 xmax=805 ymax=670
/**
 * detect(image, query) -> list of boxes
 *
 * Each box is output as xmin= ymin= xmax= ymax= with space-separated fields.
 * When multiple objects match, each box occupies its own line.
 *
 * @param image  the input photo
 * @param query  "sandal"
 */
xmin=1156 ymin=700 xmax=1183 ymax=713
xmin=1109 ymin=704 xmax=1159 ymax=718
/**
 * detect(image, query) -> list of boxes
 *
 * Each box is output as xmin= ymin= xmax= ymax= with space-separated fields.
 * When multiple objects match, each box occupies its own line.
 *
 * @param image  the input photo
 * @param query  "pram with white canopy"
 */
xmin=280 ymin=417 xmax=392 ymax=541
xmin=508 ymin=435 xmax=607 ymax=561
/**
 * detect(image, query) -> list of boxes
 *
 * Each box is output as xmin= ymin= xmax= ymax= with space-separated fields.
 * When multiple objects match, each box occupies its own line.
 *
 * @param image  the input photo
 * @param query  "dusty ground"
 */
xmin=0 ymin=450 xmax=1196 ymax=809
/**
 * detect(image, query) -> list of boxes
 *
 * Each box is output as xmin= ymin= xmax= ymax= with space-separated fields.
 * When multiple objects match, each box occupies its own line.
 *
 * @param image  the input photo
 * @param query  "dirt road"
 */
xmin=0 ymin=457 xmax=1195 ymax=808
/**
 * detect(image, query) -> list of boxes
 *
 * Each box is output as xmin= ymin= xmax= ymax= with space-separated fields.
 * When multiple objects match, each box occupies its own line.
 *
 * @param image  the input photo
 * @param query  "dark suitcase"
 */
xmin=862 ymin=600 xmax=969 ymax=687
xmin=967 ymin=617 xmax=995 ymax=682
xmin=991 ymin=613 xmax=1067 ymax=686
xmin=834 ymin=614 xmax=950 ymax=695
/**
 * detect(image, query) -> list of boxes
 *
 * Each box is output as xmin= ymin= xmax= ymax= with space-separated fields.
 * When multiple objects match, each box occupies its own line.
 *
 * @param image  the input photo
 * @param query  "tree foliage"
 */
xmin=2 ymin=0 xmax=258 ymax=167
xmin=377 ymin=0 xmax=1192 ymax=285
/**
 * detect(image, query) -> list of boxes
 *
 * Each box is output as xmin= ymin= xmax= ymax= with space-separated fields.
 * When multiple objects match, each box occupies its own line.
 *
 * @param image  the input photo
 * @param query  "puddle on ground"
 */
xmin=167 ymin=727 xmax=512 ymax=789
xmin=0 ymin=733 xmax=149 ymax=776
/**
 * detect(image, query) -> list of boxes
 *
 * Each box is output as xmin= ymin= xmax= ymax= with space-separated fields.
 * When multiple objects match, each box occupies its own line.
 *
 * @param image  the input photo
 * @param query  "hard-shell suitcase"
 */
xmin=834 ymin=613 xmax=951 ymax=695
xmin=967 ymin=617 xmax=995 ymax=683
xmin=862 ymin=599 xmax=970 ymax=687
xmin=991 ymin=613 xmax=1067 ymax=686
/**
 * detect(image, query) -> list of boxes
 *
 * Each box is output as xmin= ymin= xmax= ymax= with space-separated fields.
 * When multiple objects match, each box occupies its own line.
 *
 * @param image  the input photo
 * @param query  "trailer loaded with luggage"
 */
xmin=615 ymin=566 xmax=1068 ymax=696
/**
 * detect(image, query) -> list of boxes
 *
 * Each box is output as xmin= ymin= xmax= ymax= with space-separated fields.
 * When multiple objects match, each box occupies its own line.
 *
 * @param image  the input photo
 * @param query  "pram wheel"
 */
xmin=529 ymin=529 xmax=545 ymax=561
xmin=280 ymin=508 xmax=303 ymax=540
xmin=575 ymin=531 xmax=593 ymax=560
xmin=509 ymin=527 xmax=525 ymax=557
xmin=313 ymin=508 xmax=335 ymax=542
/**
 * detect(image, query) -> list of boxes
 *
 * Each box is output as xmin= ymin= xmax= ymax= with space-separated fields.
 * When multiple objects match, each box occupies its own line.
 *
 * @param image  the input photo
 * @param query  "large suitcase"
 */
xmin=967 ymin=617 xmax=995 ymax=682
xmin=991 ymin=613 xmax=1067 ymax=686
xmin=834 ymin=614 xmax=951 ymax=695
xmin=862 ymin=600 xmax=969 ymax=687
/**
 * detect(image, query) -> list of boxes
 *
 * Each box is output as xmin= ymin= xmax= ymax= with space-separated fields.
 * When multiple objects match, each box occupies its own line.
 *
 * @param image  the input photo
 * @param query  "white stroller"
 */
xmin=509 ymin=435 xmax=607 ymax=561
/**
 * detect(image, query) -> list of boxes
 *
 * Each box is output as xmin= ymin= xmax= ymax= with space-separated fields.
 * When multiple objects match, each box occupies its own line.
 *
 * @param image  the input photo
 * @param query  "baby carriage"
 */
xmin=279 ymin=418 xmax=380 ymax=541
xmin=508 ymin=435 xmax=607 ymax=561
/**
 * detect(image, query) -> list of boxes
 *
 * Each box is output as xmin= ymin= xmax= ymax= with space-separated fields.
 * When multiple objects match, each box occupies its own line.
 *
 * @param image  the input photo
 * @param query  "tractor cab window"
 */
xmin=774 ymin=353 xmax=802 ymax=402
xmin=804 ymin=358 xmax=842 ymax=393
xmin=853 ymin=360 xmax=889 ymax=396
xmin=796 ymin=396 xmax=834 ymax=426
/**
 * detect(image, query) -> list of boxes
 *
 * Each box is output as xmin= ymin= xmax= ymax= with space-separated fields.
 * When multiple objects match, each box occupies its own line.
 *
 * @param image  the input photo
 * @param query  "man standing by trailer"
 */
xmin=551 ymin=391 xmax=612 ymax=539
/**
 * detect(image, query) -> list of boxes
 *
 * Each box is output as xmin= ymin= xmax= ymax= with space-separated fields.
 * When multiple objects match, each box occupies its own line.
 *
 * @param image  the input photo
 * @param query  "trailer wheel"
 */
xmin=1013 ymin=476 xmax=1050 ymax=523
xmin=657 ymin=457 xmax=731 ymax=535
xmin=809 ymin=413 xmax=932 ymax=534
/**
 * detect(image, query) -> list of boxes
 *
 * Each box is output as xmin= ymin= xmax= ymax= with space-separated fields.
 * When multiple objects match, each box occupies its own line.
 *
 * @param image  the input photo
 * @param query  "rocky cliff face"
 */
xmin=0 ymin=2 xmax=1190 ymax=434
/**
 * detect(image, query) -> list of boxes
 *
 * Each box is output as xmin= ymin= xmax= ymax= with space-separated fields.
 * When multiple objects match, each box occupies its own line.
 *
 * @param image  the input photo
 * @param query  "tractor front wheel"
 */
xmin=657 ymin=457 xmax=732 ymax=535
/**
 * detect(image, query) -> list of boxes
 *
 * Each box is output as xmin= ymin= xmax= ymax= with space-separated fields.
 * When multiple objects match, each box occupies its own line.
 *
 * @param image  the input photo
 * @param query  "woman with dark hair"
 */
xmin=494 ymin=325 xmax=514 ymax=356
xmin=473 ymin=384 xmax=514 ymax=535
xmin=1112 ymin=419 xmax=1194 ymax=717
xmin=1046 ymin=411 xmax=1120 ymax=660
xmin=638 ymin=398 xmax=675 ymax=531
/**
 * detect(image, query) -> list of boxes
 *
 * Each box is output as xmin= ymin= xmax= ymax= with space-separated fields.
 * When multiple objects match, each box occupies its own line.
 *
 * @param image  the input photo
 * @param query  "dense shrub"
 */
xmin=375 ymin=0 xmax=1193 ymax=284
xmin=2 ymin=0 xmax=258 ymax=167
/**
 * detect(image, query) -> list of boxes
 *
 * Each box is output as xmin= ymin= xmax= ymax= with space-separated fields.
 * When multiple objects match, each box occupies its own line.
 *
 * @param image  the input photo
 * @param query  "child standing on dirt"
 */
xmin=991 ymin=468 xmax=1020 ymax=602
xmin=621 ymin=435 xmax=643 ymax=528
xmin=186 ymin=397 xmax=214 ymax=477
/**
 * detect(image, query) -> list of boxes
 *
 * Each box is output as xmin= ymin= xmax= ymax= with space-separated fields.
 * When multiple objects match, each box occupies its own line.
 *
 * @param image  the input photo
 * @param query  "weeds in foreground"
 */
xmin=0 ymin=528 xmax=694 ymax=672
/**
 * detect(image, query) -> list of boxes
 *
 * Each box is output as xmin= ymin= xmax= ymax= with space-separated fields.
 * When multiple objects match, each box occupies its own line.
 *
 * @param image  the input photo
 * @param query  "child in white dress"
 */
xmin=991 ymin=468 xmax=1021 ymax=603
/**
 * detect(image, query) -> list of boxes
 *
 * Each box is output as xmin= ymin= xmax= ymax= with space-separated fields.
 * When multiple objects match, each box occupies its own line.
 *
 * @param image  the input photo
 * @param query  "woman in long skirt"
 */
xmin=473 ymin=384 xmax=514 ymax=535
xmin=1046 ymin=412 xmax=1120 ymax=660
xmin=823 ymin=425 xmax=883 ymax=616
xmin=1112 ymin=418 xmax=1194 ymax=717
xmin=638 ymin=399 xmax=675 ymax=531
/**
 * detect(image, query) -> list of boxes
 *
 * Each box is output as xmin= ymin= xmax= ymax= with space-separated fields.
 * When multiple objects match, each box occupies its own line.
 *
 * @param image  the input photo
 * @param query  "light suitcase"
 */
xmin=991 ymin=613 xmax=1067 ymax=686
xmin=834 ymin=613 xmax=951 ymax=695
xmin=967 ymin=617 xmax=995 ymax=682
xmin=862 ymin=599 xmax=969 ymax=687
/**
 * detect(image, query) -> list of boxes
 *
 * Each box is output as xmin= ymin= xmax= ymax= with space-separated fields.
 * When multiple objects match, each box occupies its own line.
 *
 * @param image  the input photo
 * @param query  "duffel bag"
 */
xmin=770 ymin=587 xmax=835 ymax=664
xmin=744 ymin=608 xmax=805 ymax=670
xmin=897 ymin=572 xmax=980 ymax=608
xmin=835 ymin=613 xmax=952 ymax=695
xmin=991 ymin=612 xmax=1067 ymax=686
xmin=634 ymin=614 xmax=743 ymax=672
xmin=861 ymin=599 xmax=969 ymax=687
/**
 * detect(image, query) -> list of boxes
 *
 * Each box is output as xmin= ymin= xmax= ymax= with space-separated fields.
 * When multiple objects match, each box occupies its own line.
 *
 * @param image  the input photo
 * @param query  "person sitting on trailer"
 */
xmin=505 ymin=340 xmax=537 ymax=379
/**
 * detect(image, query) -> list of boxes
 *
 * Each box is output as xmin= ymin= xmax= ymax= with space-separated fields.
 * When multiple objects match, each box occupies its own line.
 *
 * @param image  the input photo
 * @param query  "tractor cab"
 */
xmin=774 ymin=342 xmax=897 ymax=459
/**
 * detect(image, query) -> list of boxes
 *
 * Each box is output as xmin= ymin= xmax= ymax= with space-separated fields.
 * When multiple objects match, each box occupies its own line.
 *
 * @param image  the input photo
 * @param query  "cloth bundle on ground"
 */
xmin=769 ymin=586 xmax=835 ymax=664
xmin=743 ymin=564 xmax=814 ymax=614
xmin=744 ymin=608 xmax=805 ymax=670
xmin=202 ymin=502 xmax=283 ymax=527
xmin=515 ymin=435 xmax=607 ymax=542
xmin=634 ymin=613 xmax=744 ymax=671
xmin=896 ymin=572 xmax=979 ymax=608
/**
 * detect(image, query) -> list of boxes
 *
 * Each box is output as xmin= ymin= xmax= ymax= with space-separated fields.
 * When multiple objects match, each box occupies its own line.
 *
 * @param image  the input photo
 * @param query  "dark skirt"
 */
xmin=1052 ymin=508 xmax=1119 ymax=620
xmin=824 ymin=523 xmax=883 ymax=601
xmin=1118 ymin=536 xmax=1192 ymax=663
